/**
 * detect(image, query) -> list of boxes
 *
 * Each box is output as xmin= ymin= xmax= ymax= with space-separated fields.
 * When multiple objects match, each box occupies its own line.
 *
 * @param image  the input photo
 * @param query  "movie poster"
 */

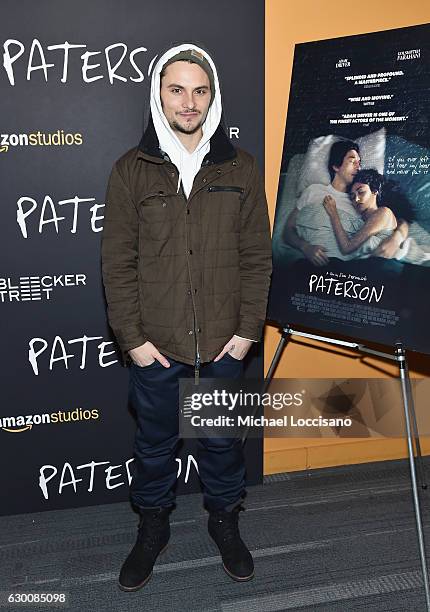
xmin=268 ymin=24 xmax=430 ymax=354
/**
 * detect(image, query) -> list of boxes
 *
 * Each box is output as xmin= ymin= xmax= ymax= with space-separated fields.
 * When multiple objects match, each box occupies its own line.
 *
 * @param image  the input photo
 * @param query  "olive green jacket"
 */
xmin=101 ymin=120 xmax=272 ymax=365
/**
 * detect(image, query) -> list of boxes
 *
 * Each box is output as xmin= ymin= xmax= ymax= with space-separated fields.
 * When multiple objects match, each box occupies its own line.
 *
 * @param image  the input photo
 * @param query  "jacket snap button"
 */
xmin=162 ymin=201 xmax=167 ymax=207
xmin=216 ymin=169 xmax=221 ymax=174
xmin=187 ymin=289 xmax=191 ymax=295
xmin=202 ymin=178 xmax=207 ymax=183
xmin=170 ymin=171 xmax=175 ymax=177
xmin=188 ymin=330 xmax=194 ymax=335
xmin=188 ymin=249 xmax=193 ymax=255
xmin=197 ymin=328 xmax=201 ymax=333
xmin=232 ymin=161 xmax=237 ymax=166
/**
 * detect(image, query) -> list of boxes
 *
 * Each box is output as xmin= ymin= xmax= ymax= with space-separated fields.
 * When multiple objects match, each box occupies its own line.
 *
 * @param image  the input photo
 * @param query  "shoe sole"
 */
xmin=222 ymin=563 xmax=254 ymax=582
xmin=118 ymin=544 xmax=168 ymax=592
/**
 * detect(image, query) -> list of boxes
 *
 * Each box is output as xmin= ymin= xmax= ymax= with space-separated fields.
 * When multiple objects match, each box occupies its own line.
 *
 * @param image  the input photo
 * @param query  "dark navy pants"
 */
xmin=128 ymin=353 xmax=245 ymax=511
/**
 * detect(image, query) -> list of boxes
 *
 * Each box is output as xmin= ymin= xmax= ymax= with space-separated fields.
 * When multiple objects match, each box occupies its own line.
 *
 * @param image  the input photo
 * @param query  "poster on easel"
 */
xmin=268 ymin=23 xmax=430 ymax=354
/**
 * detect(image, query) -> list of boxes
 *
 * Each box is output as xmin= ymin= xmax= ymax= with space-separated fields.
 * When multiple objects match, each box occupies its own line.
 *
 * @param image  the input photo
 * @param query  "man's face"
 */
xmin=160 ymin=61 xmax=211 ymax=136
xmin=333 ymin=149 xmax=361 ymax=185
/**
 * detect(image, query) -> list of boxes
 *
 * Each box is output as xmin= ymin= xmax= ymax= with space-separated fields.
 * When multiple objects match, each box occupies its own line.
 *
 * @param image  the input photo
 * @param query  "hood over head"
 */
xmin=149 ymin=43 xmax=222 ymax=198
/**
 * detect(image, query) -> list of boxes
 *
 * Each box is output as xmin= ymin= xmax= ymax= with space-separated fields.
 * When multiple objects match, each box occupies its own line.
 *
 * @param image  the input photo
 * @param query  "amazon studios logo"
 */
xmin=0 ymin=408 xmax=99 ymax=433
xmin=0 ymin=274 xmax=86 ymax=302
xmin=0 ymin=130 xmax=83 ymax=153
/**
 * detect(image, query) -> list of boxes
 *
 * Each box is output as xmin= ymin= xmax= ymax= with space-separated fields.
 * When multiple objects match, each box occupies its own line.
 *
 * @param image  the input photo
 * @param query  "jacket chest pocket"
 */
xmin=206 ymin=185 xmax=244 ymax=231
xmin=138 ymin=192 xmax=173 ymax=242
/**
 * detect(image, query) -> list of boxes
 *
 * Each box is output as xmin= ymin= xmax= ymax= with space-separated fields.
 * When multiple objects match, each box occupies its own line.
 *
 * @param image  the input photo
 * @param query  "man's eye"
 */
xmin=195 ymin=89 xmax=207 ymax=95
xmin=171 ymin=88 xmax=181 ymax=94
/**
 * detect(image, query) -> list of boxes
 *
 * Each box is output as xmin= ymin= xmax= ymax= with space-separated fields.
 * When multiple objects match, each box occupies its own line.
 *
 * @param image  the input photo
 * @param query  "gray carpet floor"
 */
xmin=1 ymin=458 xmax=430 ymax=612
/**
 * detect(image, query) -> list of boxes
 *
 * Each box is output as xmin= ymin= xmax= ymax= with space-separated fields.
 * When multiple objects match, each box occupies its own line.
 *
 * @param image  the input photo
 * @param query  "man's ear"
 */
xmin=332 ymin=164 xmax=339 ymax=173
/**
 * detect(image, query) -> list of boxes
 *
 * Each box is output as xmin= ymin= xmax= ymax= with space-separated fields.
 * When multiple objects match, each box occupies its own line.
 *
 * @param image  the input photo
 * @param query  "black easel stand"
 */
xmin=264 ymin=325 xmax=430 ymax=610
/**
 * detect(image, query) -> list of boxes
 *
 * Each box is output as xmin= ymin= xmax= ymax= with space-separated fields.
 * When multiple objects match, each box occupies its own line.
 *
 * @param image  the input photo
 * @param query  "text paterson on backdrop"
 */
xmin=268 ymin=23 xmax=430 ymax=354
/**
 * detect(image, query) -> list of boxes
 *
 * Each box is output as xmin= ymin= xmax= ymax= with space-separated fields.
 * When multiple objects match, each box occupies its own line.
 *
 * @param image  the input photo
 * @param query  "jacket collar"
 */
xmin=138 ymin=114 xmax=237 ymax=165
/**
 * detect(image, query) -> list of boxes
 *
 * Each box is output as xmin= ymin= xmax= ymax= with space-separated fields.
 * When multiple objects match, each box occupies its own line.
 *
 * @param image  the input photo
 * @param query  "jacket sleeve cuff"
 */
xmin=235 ymin=318 xmax=264 ymax=342
xmin=113 ymin=324 xmax=149 ymax=367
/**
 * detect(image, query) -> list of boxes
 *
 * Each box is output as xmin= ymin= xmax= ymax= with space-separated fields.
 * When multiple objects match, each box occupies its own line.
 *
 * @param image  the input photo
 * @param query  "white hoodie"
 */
xmin=149 ymin=43 xmax=222 ymax=198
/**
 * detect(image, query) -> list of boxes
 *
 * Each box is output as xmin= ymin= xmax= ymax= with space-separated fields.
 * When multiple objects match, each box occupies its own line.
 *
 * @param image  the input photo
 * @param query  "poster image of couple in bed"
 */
xmin=269 ymin=23 xmax=430 ymax=354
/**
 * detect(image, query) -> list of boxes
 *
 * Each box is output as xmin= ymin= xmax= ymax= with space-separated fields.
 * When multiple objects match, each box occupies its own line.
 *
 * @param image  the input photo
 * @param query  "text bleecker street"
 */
xmin=0 ymin=274 xmax=86 ymax=302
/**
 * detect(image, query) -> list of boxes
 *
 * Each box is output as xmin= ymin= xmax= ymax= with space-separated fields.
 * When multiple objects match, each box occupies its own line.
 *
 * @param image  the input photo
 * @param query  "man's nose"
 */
xmin=182 ymin=93 xmax=194 ymax=109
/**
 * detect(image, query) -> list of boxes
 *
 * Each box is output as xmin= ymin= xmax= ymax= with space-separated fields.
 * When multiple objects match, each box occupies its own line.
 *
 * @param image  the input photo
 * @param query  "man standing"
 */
xmin=285 ymin=140 xmax=407 ymax=263
xmin=101 ymin=43 xmax=272 ymax=591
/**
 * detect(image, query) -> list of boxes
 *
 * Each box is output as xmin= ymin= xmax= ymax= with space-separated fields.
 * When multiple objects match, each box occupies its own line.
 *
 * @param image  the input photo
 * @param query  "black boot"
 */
xmin=208 ymin=505 xmax=254 ymax=581
xmin=118 ymin=507 xmax=171 ymax=592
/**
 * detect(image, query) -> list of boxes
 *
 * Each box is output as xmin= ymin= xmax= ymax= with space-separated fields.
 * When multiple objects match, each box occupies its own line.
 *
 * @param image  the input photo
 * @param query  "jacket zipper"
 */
xmin=207 ymin=186 xmax=244 ymax=194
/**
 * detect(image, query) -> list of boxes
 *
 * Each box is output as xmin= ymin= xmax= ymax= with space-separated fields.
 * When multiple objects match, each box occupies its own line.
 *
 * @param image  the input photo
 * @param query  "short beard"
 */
xmin=171 ymin=119 xmax=203 ymax=135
